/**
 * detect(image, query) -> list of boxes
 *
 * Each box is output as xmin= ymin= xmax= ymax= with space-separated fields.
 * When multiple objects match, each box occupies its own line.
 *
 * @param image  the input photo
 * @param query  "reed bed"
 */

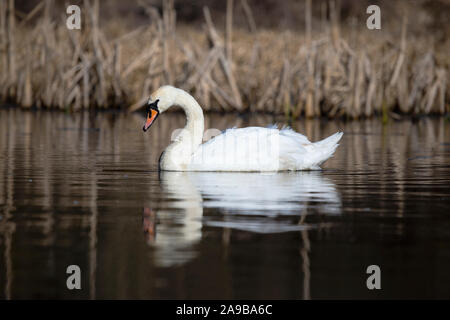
xmin=0 ymin=0 xmax=448 ymax=118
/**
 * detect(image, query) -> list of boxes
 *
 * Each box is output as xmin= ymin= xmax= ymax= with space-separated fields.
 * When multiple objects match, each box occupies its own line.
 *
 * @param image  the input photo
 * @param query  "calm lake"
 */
xmin=0 ymin=107 xmax=449 ymax=299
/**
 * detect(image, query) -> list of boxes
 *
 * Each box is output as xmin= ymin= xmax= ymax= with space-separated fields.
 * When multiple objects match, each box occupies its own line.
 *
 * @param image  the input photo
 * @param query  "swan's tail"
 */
xmin=310 ymin=132 xmax=343 ymax=167
xmin=314 ymin=131 xmax=343 ymax=148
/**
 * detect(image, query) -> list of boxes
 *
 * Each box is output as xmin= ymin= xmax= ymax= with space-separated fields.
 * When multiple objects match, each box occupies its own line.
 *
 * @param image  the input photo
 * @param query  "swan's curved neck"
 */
xmin=172 ymin=89 xmax=204 ymax=147
xmin=160 ymin=89 xmax=204 ymax=170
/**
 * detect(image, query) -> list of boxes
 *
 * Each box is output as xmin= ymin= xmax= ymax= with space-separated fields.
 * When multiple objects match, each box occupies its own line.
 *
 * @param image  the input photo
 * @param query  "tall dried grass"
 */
xmin=0 ymin=0 xmax=448 ymax=118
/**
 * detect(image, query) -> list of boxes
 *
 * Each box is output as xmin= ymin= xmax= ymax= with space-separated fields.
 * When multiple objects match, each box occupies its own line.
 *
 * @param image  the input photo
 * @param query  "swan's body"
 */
xmin=143 ymin=86 xmax=343 ymax=171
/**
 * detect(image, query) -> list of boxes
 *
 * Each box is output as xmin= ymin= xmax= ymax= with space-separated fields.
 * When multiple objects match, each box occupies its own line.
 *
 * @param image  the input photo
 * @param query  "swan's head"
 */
xmin=143 ymin=86 xmax=177 ymax=132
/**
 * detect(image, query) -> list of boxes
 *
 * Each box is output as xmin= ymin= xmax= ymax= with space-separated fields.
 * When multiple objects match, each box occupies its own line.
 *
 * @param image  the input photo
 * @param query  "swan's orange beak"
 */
xmin=143 ymin=109 xmax=159 ymax=132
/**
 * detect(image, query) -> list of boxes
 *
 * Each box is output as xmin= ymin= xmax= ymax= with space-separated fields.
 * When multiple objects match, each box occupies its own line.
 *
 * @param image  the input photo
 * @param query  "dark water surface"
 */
xmin=0 ymin=108 xmax=449 ymax=299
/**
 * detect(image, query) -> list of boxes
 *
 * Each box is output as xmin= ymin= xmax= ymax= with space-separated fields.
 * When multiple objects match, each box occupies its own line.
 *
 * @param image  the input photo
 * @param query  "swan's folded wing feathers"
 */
xmin=190 ymin=127 xmax=282 ymax=171
xmin=279 ymin=127 xmax=311 ymax=145
xmin=189 ymin=127 xmax=341 ymax=171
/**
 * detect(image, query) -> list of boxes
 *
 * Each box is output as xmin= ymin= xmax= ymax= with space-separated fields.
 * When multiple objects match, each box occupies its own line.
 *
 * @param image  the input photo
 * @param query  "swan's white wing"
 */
xmin=188 ymin=126 xmax=342 ymax=171
xmin=278 ymin=126 xmax=311 ymax=145
xmin=189 ymin=127 xmax=310 ymax=171
xmin=278 ymin=128 xmax=343 ymax=170
xmin=190 ymin=127 xmax=281 ymax=171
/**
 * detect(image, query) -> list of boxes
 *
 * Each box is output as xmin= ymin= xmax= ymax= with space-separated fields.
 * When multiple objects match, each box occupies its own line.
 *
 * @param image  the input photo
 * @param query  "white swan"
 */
xmin=142 ymin=86 xmax=343 ymax=171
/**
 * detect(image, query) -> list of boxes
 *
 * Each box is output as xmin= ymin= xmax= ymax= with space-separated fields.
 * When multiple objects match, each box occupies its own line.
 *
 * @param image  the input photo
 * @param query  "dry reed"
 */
xmin=0 ymin=0 xmax=448 ymax=118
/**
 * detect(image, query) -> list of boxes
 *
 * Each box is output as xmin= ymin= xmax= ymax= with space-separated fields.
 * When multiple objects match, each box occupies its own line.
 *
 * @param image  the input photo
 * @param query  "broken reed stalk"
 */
xmin=226 ymin=0 xmax=233 ymax=62
xmin=240 ymin=0 xmax=256 ymax=33
xmin=162 ymin=0 xmax=175 ymax=85
xmin=0 ymin=0 xmax=448 ymax=118
xmin=305 ymin=0 xmax=314 ymax=118
xmin=7 ymin=0 xmax=16 ymax=97
xmin=0 ymin=0 xmax=7 ymax=93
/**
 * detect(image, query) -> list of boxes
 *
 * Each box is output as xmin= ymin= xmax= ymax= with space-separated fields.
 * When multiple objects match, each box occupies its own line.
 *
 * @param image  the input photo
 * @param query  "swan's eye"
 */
xmin=147 ymin=99 xmax=159 ymax=112
xmin=148 ymin=99 xmax=159 ymax=108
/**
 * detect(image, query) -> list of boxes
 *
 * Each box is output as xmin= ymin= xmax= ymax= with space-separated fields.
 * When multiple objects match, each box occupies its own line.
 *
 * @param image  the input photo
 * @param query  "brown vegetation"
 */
xmin=0 ymin=0 xmax=448 ymax=118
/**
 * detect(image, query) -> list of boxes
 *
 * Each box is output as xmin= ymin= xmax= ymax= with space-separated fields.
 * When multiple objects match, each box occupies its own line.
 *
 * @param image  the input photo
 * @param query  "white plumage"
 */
xmin=143 ymin=86 xmax=343 ymax=171
xmin=190 ymin=127 xmax=343 ymax=171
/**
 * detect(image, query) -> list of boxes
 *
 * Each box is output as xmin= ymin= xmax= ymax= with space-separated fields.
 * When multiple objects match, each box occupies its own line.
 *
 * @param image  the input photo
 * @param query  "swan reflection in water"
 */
xmin=144 ymin=171 xmax=341 ymax=267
